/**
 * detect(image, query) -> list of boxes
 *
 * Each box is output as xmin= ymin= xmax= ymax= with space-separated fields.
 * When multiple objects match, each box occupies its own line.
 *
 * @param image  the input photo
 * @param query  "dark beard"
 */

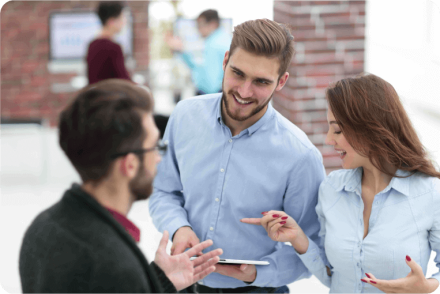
xmin=221 ymin=85 xmax=275 ymax=122
xmin=129 ymin=160 xmax=153 ymax=201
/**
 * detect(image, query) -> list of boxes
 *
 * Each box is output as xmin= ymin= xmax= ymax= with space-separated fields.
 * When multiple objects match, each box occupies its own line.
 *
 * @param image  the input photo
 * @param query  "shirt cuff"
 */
xmin=297 ymin=236 xmax=326 ymax=273
xmin=248 ymin=263 xmax=275 ymax=287
xmin=165 ymin=219 xmax=192 ymax=241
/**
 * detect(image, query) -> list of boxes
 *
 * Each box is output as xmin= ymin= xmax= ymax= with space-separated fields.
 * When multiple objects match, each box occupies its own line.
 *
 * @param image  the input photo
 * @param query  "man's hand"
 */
xmin=214 ymin=264 xmax=257 ymax=283
xmin=165 ymin=33 xmax=184 ymax=52
xmin=171 ymin=226 xmax=200 ymax=255
xmin=154 ymin=231 xmax=223 ymax=291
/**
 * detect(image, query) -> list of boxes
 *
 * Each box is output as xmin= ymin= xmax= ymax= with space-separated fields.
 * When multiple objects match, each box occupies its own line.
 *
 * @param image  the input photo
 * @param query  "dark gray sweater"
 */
xmin=19 ymin=184 xmax=176 ymax=293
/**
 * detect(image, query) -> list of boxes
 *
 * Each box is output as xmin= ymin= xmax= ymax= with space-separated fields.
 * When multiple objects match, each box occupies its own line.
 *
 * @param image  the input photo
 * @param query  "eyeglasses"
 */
xmin=110 ymin=139 xmax=168 ymax=159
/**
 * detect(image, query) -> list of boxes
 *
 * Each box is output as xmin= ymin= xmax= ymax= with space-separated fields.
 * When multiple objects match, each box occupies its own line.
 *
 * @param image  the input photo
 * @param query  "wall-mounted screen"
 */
xmin=49 ymin=10 xmax=133 ymax=60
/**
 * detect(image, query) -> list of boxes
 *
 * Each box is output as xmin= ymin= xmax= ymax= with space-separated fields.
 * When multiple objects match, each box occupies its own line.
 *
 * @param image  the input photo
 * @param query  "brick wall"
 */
xmin=1 ymin=1 xmax=149 ymax=126
xmin=273 ymin=1 xmax=365 ymax=173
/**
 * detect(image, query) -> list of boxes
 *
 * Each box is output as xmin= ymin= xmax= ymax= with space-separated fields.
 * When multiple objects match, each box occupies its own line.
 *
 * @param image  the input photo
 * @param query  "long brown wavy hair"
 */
xmin=326 ymin=73 xmax=440 ymax=179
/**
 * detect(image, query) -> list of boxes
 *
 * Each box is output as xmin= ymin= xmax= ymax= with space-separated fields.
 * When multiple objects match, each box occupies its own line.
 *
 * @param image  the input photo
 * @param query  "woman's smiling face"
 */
xmin=325 ymin=107 xmax=368 ymax=169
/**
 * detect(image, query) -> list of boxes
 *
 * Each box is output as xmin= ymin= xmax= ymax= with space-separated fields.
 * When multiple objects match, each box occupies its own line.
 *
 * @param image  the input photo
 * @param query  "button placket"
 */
xmin=208 ymin=134 xmax=234 ymax=239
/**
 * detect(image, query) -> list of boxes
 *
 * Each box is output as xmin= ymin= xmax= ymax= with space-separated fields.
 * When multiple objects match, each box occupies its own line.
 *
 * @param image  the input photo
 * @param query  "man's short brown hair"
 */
xmin=59 ymin=79 xmax=153 ymax=183
xmin=198 ymin=9 xmax=220 ymax=24
xmin=228 ymin=19 xmax=295 ymax=77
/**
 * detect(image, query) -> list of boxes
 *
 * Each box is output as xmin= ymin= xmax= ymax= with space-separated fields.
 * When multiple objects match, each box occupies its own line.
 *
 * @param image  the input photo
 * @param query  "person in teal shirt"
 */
xmin=166 ymin=10 xmax=231 ymax=95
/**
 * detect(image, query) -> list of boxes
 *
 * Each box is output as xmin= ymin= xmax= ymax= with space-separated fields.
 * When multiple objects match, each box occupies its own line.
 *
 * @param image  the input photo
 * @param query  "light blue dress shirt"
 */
xmin=298 ymin=167 xmax=440 ymax=293
xmin=179 ymin=28 xmax=231 ymax=94
xmin=149 ymin=93 xmax=326 ymax=288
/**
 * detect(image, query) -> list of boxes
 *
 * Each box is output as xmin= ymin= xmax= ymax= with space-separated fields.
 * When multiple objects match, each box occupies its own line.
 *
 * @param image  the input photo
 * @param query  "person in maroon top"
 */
xmin=86 ymin=1 xmax=132 ymax=84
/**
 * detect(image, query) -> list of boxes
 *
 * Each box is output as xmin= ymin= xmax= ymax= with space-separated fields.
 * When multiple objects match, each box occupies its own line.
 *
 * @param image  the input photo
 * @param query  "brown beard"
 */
xmin=129 ymin=160 xmax=153 ymax=201
xmin=221 ymin=79 xmax=276 ymax=122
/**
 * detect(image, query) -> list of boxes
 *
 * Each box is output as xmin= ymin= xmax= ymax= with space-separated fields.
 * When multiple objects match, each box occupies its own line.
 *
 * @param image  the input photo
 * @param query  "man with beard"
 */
xmin=19 ymin=79 xmax=222 ymax=293
xmin=149 ymin=19 xmax=326 ymax=293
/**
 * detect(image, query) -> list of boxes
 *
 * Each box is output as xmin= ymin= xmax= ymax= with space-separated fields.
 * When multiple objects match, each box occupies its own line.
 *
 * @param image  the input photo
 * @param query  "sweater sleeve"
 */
xmin=111 ymin=43 xmax=132 ymax=81
xmin=150 ymin=262 xmax=177 ymax=293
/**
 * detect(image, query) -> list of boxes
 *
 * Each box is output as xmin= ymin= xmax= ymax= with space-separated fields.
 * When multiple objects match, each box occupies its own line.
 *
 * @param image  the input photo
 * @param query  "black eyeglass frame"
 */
xmin=110 ymin=139 xmax=168 ymax=159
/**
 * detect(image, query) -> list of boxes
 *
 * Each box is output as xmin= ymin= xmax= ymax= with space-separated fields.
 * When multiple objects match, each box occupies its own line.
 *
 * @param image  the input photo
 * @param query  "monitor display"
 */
xmin=49 ymin=10 xmax=133 ymax=60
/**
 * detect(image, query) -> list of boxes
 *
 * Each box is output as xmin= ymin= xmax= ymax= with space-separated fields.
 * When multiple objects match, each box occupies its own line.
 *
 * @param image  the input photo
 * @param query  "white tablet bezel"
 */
xmin=190 ymin=257 xmax=269 ymax=265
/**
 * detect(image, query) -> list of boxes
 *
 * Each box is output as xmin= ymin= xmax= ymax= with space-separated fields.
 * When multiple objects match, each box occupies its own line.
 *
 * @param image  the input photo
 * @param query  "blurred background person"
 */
xmin=86 ymin=1 xmax=132 ymax=85
xmin=166 ymin=9 xmax=231 ymax=96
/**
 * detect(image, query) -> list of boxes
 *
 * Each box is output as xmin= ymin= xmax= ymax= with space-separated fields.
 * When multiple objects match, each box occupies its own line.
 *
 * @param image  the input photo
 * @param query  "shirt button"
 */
xmin=220 ymin=168 xmax=224 ymax=172
xmin=357 ymin=262 xmax=360 ymax=267
xmin=215 ymin=198 xmax=219 ymax=202
xmin=199 ymin=281 xmax=204 ymax=285
xmin=229 ymin=139 xmax=232 ymax=143
xmin=210 ymin=227 xmax=214 ymax=231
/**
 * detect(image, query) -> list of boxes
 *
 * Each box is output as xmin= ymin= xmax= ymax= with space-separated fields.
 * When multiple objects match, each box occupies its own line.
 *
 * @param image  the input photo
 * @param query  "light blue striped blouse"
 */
xmin=299 ymin=167 xmax=440 ymax=293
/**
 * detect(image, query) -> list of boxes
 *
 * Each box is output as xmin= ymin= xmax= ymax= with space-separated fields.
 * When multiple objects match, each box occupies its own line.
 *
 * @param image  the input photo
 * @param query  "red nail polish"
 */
xmin=361 ymin=279 xmax=367 ymax=283
xmin=280 ymin=221 xmax=286 ymax=225
xmin=281 ymin=216 xmax=288 ymax=220
xmin=365 ymin=273 xmax=371 ymax=278
xmin=261 ymin=212 xmax=268 ymax=215
xmin=273 ymin=214 xmax=279 ymax=217
xmin=406 ymin=255 xmax=411 ymax=262
xmin=371 ymin=281 xmax=377 ymax=284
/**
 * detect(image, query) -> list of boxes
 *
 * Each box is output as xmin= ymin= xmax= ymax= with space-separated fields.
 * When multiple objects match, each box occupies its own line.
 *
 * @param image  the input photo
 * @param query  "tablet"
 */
xmin=190 ymin=257 xmax=269 ymax=265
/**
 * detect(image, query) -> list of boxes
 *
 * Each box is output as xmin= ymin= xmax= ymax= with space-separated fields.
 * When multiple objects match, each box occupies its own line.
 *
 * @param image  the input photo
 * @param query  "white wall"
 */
xmin=365 ymin=0 xmax=440 ymax=164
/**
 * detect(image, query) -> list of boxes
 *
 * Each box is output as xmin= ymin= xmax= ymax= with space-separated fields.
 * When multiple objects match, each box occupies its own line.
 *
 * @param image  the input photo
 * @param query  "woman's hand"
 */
xmin=241 ymin=210 xmax=309 ymax=254
xmin=361 ymin=255 xmax=439 ymax=293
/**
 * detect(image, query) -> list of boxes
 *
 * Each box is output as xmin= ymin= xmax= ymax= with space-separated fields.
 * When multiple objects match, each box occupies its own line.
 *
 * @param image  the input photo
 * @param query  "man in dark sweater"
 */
xmin=86 ymin=2 xmax=132 ymax=84
xmin=19 ymin=79 xmax=222 ymax=293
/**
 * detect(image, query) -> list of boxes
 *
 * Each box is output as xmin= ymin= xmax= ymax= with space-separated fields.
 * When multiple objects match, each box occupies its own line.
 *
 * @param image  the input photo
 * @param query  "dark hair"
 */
xmin=228 ymin=19 xmax=295 ymax=78
xmin=198 ymin=9 xmax=220 ymax=24
xmin=59 ymin=79 xmax=154 ymax=183
xmin=97 ymin=1 xmax=124 ymax=26
xmin=326 ymin=73 xmax=440 ymax=179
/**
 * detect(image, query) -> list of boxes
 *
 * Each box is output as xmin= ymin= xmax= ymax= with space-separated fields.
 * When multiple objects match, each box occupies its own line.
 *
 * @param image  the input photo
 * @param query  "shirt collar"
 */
xmin=105 ymin=207 xmax=140 ymax=242
xmin=388 ymin=169 xmax=411 ymax=196
xmin=339 ymin=167 xmax=411 ymax=196
xmin=341 ymin=167 xmax=363 ymax=193
xmin=216 ymin=96 xmax=275 ymax=136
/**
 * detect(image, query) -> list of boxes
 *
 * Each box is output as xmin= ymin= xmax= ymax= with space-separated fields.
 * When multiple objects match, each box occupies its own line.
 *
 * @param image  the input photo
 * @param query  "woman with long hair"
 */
xmin=242 ymin=73 xmax=440 ymax=293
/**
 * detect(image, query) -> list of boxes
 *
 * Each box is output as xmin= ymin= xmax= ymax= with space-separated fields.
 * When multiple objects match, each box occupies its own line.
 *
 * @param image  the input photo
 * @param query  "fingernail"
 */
xmin=273 ymin=214 xmax=279 ymax=217
xmin=361 ymin=279 xmax=367 ymax=283
xmin=371 ymin=281 xmax=377 ymax=284
xmin=280 ymin=221 xmax=286 ymax=225
xmin=406 ymin=255 xmax=411 ymax=262
xmin=281 ymin=216 xmax=288 ymax=220
xmin=365 ymin=273 xmax=371 ymax=278
xmin=261 ymin=212 xmax=268 ymax=215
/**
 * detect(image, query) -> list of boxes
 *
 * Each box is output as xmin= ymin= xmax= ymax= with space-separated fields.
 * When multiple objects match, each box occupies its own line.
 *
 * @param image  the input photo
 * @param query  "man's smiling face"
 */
xmin=221 ymin=48 xmax=288 ymax=123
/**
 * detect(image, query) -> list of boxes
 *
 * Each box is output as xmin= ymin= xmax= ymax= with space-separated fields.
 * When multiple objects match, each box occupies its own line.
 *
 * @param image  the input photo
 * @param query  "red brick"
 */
xmin=302 ymin=52 xmax=338 ymax=64
xmin=21 ymin=60 xmax=42 ymax=73
xmin=29 ymin=76 xmax=48 ymax=87
xmin=14 ymin=91 xmax=43 ymax=102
